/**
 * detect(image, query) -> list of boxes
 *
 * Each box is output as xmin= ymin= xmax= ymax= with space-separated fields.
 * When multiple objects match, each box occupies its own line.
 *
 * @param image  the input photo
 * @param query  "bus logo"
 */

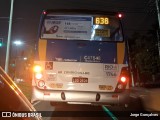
xmin=104 ymin=64 xmax=118 ymax=71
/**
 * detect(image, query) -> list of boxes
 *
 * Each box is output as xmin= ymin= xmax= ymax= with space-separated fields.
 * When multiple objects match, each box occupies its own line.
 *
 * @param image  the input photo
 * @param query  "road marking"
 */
xmin=102 ymin=106 xmax=118 ymax=120
xmin=130 ymin=94 xmax=138 ymax=99
xmin=33 ymin=101 xmax=41 ymax=106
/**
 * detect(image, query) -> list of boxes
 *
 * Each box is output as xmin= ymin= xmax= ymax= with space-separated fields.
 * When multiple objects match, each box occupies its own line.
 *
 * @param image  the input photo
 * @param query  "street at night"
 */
xmin=33 ymin=101 xmax=159 ymax=120
xmin=0 ymin=0 xmax=160 ymax=120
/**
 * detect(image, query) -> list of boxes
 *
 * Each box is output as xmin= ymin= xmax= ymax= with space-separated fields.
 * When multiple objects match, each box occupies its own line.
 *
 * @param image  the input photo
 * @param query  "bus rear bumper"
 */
xmin=31 ymin=87 xmax=130 ymax=106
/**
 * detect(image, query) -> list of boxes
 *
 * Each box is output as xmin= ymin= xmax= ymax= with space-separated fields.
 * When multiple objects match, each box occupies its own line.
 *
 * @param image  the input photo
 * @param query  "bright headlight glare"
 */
xmin=35 ymin=73 xmax=43 ymax=79
xmin=33 ymin=65 xmax=42 ymax=73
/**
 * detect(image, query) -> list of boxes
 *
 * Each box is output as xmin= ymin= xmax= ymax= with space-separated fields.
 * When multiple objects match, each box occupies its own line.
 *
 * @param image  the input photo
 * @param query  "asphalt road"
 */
xmin=33 ymin=101 xmax=160 ymax=120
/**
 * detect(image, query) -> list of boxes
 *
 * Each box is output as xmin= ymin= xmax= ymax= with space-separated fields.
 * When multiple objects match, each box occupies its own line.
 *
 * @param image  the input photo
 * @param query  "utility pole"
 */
xmin=156 ymin=0 xmax=160 ymax=57
xmin=156 ymin=0 xmax=160 ymax=28
xmin=5 ymin=0 xmax=14 ymax=73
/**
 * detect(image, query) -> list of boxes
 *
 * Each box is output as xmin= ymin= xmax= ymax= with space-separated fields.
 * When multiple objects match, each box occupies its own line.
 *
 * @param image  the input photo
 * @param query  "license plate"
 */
xmin=99 ymin=85 xmax=113 ymax=90
xmin=72 ymin=77 xmax=88 ymax=83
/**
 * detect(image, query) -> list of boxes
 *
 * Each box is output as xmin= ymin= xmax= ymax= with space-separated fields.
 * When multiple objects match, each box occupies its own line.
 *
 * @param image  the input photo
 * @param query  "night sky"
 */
xmin=0 ymin=0 xmax=158 ymax=67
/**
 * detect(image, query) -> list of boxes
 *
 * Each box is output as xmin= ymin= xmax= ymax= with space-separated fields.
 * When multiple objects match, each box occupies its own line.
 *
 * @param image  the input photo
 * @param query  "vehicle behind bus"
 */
xmin=31 ymin=9 xmax=131 ymax=107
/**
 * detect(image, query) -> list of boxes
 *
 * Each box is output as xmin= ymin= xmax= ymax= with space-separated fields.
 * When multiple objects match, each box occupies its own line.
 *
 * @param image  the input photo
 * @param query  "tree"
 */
xmin=128 ymin=24 xmax=159 ymax=82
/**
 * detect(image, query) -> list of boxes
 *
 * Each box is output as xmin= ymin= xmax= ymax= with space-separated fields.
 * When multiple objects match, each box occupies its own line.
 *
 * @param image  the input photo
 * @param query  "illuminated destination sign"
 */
xmin=41 ymin=14 xmax=123 ymax=41
xmin=95 ymin=29 xmax=110 ymax=37
xmin=94 ymin=17 xmax=109 ymax=25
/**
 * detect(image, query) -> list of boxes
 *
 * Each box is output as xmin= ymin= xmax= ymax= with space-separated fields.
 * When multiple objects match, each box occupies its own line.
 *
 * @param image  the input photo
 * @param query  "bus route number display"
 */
xmin=94 ymin=17 xmax=109 ymax=25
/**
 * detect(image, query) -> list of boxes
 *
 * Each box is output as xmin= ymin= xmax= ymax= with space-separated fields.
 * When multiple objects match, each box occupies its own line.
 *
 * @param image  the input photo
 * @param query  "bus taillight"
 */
xmin=115 ymin=67 xmax=130 ymax=92
xmin=120 ymin=76 xmax=127 ymax=83
xmin=35 ymin=73 xmax=43 ymax=79
xmin=33 ymin=65 xmax=43 ymax=80
xmin=33 ymin=65 xmax=42 ymax=73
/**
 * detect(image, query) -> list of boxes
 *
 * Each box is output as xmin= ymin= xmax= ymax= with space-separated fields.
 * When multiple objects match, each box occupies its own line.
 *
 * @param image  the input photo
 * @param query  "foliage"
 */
xmin=128 ymin=24 xmax=159 ymax=82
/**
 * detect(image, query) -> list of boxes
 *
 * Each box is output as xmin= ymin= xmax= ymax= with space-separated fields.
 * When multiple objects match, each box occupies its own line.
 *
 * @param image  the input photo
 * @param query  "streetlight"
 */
xmin=23 ymin=57 xmax=27 ymax=60
xmin=13 ymin=40 xmax=23 ymax=46
xmin=13 ymin=40 xmax=23 ymax=59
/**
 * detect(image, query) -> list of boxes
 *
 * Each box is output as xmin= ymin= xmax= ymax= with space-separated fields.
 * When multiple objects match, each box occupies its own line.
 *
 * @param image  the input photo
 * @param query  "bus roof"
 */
xmin=42 ymin=9 xmax=120 ymax=16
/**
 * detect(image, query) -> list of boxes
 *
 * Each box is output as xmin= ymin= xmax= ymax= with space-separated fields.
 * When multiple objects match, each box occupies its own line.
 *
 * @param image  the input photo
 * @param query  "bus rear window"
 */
xmin=40 ymin=13 xmax=123 ymax=42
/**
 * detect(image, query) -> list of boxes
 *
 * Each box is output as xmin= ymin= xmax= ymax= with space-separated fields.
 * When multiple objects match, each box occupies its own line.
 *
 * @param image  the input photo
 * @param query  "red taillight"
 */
xmin=120 ymin=76 xmax=127 ymax=83
xmin=118 ymin=13 xmax=123 ymax=18
xmin=115 ymin=67 xmax=130 ymax=92
xmin=43 ymin=11 xmax=47 ymax=15
xmin=119 ymin=67 xmax=130 ymax=82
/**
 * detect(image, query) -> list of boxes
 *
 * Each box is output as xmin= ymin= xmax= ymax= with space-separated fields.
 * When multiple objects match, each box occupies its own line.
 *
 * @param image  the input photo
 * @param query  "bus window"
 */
xmin=40 ymin=11 xmax=123 ymax=42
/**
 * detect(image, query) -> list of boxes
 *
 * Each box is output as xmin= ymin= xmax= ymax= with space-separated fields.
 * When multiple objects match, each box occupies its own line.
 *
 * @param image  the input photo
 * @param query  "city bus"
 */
xmin=31 ymin=9 xmax=131 ymax=107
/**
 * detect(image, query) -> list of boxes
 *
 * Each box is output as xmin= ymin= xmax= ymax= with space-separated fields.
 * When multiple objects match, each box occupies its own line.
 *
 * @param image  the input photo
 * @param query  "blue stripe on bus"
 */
xmin=45 ymin=40 xmax=118 ymax=64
